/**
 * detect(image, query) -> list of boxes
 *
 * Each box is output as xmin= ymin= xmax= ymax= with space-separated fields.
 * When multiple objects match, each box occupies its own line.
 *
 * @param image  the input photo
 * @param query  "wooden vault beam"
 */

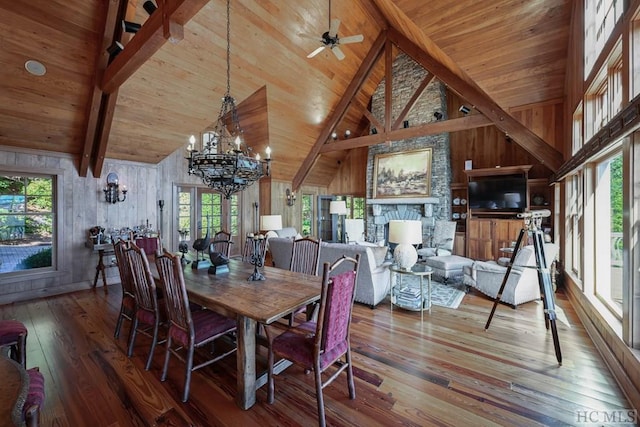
xmin=292 ymin=30 xmax=388 ymax=191
xmin=82 ymin=0 xmax=209 ymax=178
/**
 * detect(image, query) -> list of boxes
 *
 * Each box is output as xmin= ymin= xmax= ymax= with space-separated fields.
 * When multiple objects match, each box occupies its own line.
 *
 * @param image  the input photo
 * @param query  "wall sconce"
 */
xmin=371 ymin=127 xmax=377 ymax=134
xmin=459 ymin=105 xmax=471 ymax=115
xmin=122 ymin=20 xmax=142 ymax=33
xmin=143 ymin=0 xmax=157 ymax=15
xmin=103 ymin=172 xmax=127 ymax=204
xmin=286 ymin=188 xmax=296 ymax=206
xmin=433 ymin=111 xmax=443 ymax=120
xmin=403 ymin=120 xmax=409 ymax=128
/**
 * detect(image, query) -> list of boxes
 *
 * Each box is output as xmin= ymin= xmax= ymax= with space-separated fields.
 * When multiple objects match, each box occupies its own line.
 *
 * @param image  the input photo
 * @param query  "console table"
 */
xmin=86 ymin=242 xmax=116 ymax=293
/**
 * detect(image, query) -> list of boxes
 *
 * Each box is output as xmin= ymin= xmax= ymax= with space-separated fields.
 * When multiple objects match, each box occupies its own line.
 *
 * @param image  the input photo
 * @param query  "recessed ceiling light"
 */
xmin=24 ymin=60 xmax=46 ymax=76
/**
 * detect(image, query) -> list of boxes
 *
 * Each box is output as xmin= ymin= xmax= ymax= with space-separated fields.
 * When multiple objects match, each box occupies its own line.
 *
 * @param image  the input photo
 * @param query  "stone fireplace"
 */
xmin=365 ymin=53 xmax=452 ymax=245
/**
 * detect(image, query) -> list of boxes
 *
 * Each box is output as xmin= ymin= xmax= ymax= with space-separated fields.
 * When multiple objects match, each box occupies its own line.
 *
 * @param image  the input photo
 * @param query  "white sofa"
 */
xmin=269 ymin=237 xmax=391 ymax=308
xmin=463 ymin=243 xmax=558 ymax=307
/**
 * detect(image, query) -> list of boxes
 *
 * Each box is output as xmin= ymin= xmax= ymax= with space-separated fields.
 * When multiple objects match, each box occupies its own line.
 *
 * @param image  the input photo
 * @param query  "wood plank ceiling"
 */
xmin=0 ymin=0 xmax=571 ymax=186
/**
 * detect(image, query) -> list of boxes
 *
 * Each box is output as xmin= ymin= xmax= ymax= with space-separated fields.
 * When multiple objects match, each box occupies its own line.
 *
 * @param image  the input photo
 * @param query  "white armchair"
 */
xmin=417 ymin=220 xmax=456 ymax=259
xmin=464 ymin=243 xmax=558 ymax=307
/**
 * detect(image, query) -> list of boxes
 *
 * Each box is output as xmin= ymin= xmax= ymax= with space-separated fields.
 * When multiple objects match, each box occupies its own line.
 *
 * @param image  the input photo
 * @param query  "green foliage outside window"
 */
xmin=610 ymin=155 xmax=622 ymax=233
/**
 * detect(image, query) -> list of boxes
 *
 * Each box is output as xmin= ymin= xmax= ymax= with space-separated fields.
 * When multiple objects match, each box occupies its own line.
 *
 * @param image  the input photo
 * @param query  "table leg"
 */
xmin=92 ymin=250 xmax=108 ymax=294
xmin=236 ymin=315 xmax=257 ymax=410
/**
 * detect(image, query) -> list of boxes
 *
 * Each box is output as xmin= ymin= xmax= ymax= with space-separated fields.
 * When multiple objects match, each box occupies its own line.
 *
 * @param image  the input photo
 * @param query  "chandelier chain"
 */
xmin=225 ymin=0 xmax=231 ymax=96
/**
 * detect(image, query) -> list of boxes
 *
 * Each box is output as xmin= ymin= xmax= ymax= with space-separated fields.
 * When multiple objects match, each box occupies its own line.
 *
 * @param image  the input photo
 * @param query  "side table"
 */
xmin=389 ymin=264 xmax=433 ymax=321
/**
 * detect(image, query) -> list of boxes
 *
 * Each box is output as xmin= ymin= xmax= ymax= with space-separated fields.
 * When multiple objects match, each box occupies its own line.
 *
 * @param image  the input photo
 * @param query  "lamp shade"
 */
xmin=329 ymin=200 xmax=347 ymax=215
xmin=388 ymin=220 xmax=422 ymax=244
xmin=260 ymin=215 xmax=282 ymax=231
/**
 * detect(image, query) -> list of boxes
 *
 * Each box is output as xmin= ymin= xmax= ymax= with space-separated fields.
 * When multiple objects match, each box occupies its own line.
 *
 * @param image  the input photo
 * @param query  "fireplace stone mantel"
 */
xmin=366 ymin=197 xmax=440 ymax=205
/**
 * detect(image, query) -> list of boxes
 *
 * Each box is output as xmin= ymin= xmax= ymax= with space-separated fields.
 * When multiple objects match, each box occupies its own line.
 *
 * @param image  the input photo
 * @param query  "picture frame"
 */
xmin=372 ymin=148 xmax=432 ymax=198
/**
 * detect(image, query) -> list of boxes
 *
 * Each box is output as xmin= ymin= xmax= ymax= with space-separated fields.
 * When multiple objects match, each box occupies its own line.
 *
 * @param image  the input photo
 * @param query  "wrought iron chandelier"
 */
xmin=186 ymin=0 xmax=271 ymax=199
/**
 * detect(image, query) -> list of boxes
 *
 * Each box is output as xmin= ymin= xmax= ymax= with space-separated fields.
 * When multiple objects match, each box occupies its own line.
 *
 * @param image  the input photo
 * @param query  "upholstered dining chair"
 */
xmin=0 ymin=319 xmax=27 ymax=368
xmin=285 ymin=237 xmax=322 ymax=325
xmin=113 ymin=239 xmax=135 ymax=339
xmin=267 ymin=254 xmax=360 ymax=427
xmin=155 ymin=250 xmax=237 ymax=402
xmin=24 ymin=366 xmax=45 ymax=427
xmin=209 ymin=230 xmax=233 ymax=258
xmin=125 ymin=242 xmax=165 ymax=370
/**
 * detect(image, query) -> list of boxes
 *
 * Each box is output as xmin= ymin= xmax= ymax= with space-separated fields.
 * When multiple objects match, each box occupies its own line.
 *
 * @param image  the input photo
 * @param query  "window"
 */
xmin=0 ymin=174 xmax=55 ymax=274
xmin=337 ymin=195 xmax=366 ymax=219
xmin=566 ymin=172 xmax=583 ymax=280
xmin=301 ymin=194 xmax=313 ymax=236
xmin=585 ymin=0 xmax=624 ymax=77
xmin=176 ymin=185 xmax=240 ymax=255
xmin=573 ymin=103 xmax=584 ymax=155
xmin=594 ymin=151 xmax=623 ymax=317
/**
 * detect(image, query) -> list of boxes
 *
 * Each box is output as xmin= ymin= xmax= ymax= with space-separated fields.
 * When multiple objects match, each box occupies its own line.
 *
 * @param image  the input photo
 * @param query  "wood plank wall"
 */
xmin=448 ymin=91 xmax=560 ymax=183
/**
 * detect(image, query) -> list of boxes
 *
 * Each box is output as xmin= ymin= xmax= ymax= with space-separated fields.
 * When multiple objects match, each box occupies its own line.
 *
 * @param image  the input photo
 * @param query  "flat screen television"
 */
xmin=467 ymin=175 xmax=526 ymax=213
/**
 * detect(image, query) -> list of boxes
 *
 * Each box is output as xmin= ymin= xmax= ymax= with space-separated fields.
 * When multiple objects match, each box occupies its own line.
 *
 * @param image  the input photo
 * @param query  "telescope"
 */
xmin=517 ymin=209 xmax=551 ymax=219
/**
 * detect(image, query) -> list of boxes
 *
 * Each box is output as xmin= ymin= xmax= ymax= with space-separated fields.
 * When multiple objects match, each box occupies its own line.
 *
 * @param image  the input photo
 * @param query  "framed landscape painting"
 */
xmin=372 ymin=148 xmax=432 ymax=198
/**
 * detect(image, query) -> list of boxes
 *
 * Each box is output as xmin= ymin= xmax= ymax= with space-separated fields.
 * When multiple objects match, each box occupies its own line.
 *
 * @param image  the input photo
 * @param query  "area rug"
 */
xmin=431 ymin=281 xmax=466 ymax=309
xmin=395 ymin=276 xmax=466 ymax=309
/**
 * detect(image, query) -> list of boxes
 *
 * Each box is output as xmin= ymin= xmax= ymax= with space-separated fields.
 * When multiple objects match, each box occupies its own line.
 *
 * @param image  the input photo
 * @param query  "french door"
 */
xmin=176 ymin=185 xmax=240 ymax=256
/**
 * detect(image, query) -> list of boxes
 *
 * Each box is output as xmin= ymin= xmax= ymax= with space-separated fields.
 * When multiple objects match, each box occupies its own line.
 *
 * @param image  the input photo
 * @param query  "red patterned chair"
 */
xmin=0 ymin=320 xmax=27 ymax=368
xmin=266 ymin=254 xmax=360 ymax=427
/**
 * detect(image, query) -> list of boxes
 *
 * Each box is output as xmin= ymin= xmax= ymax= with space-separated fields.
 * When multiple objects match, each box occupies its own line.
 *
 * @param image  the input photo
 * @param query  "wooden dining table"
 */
xmin=154 ymin=258 xmax=322 ymax=410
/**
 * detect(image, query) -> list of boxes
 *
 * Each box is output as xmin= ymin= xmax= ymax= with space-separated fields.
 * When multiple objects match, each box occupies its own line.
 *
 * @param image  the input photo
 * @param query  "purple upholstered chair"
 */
xmin=0 ymin=320 xmax=28 ymax=368
xmin=113 ymin=240 xmax=135 ymax=339
xmin=155 ymin=250 xmax=237 ymax=402
xmin=267 ymin=254 xmax=360 ymax=427
xmin=125 ymin=242 xmax=165 ymax=371
xmin=24 ymin=367 xmax=45 ymax=427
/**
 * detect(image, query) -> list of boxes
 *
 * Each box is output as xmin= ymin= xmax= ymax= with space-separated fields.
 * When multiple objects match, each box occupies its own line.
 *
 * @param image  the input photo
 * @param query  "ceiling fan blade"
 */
xmin=329 ymin=19 xmax=340 ymax=38
xmin=339 ymin=34 xmax=364 ymax=45
xmin=331 ymin=45 xmax=345 ymax=60
xmin=307 ymin=46 xmax=326 ymax=58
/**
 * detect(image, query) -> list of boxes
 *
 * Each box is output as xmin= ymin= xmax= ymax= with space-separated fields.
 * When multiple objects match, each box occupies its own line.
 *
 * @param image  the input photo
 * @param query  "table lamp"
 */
xmin=388 ymin=220 xmax=422 ymax=270
xmin=329 ymin=200 xmax=348 ymax=242
xmin=260 ymin=215 xmax=282 ymax=234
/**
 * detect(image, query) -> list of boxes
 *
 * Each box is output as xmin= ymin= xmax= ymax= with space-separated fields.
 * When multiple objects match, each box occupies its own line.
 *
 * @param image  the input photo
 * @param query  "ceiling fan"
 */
xmin=306 ymin=0 xmax=364 ymax=61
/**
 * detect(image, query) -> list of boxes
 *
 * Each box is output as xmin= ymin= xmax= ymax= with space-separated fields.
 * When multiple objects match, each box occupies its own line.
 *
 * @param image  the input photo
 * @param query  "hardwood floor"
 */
xmin=1 ymin=283 xmax=631 ymax=426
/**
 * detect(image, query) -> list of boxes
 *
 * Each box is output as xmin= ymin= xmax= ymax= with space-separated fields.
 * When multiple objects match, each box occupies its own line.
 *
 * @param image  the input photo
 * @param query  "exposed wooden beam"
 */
xmin=93 ymin=92 xmax=120 ymax=178
xmin=384 ymin=40 xmax=393 ymax=132
xmin=386 ymin=26 xmax=563 ymax=171
xmin=101 ymin=0 xmax=208 ymax=93
xmin=362 ymin=108 xmax=383 ymax=131
xmin=292 ymin=30 xmax=388 ymax=191
xmin=320 ymin=114 xmax=493 ymax=153
xmin=79 ymin=0 xmax=120 ymax=177
xmin=391 ymin=73 xmax=434 ymax=130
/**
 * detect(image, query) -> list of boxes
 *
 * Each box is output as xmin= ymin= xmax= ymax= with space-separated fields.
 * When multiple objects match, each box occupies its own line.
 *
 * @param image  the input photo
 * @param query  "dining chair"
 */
xmin=23 ymin=366 xmax=45 ymax=427
xmin=112 ymin=239 xmax=135 ymax=339
xmin=267 ymin=254 xmax=360 ymax=427
xmin=286 ymin=237 xmax=322 ymax=325
xmin=155 ymin=250 xmax=238 ymax=402
xmin=0 ymin=319 xmax=27 ymax=368
xmin=209 ymin=230 xmax=233 ymax=257
xmin=125 ymin=242 xmax=165 ymax=371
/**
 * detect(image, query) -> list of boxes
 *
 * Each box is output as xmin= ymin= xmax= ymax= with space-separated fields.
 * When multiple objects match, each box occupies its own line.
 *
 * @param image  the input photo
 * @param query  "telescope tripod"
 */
xmin=484 ymin=216 xmax=562 ymax=365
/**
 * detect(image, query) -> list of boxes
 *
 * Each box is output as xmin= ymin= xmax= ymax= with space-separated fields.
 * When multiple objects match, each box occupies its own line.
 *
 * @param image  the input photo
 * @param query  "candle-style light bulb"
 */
xmin=265 ymin=146 xmax=271 ymax=159
xmin=234 ymin=135 xmax=241 ymax=151
xmin=256 ymin=153 xmax=260 ymax=160
xmin=187 ymin=134 xmax=196 ymax=151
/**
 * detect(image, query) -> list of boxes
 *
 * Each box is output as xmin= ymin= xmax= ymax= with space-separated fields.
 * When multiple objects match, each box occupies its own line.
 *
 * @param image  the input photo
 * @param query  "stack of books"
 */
xmin=393 ymin=285 xmax=423 ymax=310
